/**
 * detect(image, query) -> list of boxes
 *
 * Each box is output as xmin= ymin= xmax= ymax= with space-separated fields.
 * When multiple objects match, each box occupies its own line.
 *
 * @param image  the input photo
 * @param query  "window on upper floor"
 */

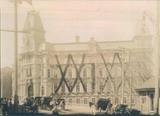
xmin=123 ymin=97 xmax=127 ymax=104
xmin=69 ymin=98 xmax=72 ymax=104
xmin=26 ymin=65 xmax=32 ymax=77
xmin=92 ymin=98 xmax=95 ymax=104
xmin=76 ymin=98 xmax=80 ymax=104
xmin=76 ymin=83 xmax=80 ymax=93
xmin=61 ymin=84 xmax=65 ymax=93
xmin=99 ymin=69 xmax=103 ymax=77
xmin=68 ymin=69 xmax=72 ymax=78
xmin=83 ymin=69 xmax=87 ymax=78
xmin=48 ymin=69 xmax=50 ymax=78
xmin=142 ymin=97 xmax=146 ymax=104
xmin=41 ymin=86 xmax=44 ymax=96
xmin=85 ymin=83 xmax=87 ymax=92
xmin=84 ymin=98 xmax=88 ymax=104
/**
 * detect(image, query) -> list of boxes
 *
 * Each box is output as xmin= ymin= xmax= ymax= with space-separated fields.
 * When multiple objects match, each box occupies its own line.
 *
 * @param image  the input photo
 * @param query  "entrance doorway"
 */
xmin=28 ymin=85 xmax=33 ymax=97
xmin=27 ymin=79 xmax=33 ymax=97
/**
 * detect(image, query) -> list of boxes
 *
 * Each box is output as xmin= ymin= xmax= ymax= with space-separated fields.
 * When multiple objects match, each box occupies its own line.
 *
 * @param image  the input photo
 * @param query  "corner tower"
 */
xmin=22 ymin=10 xmax=45 ymax=52
xmin=18 ymin=10 xmax=45 ymax=99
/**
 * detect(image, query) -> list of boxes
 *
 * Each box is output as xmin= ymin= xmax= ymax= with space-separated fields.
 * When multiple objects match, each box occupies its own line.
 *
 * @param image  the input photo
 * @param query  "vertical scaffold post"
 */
xmin=121 ymin=48 xmax=125 ymax=104
xmin=154 ymin=0 xmax=160 ymax=115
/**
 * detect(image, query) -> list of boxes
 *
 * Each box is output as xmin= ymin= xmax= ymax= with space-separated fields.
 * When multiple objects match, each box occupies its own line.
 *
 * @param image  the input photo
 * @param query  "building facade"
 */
xmin=12 ymin=10 xmax=153 ymax=111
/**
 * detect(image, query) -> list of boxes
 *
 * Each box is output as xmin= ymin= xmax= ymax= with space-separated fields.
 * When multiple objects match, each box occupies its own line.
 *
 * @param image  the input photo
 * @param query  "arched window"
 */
xmin=28 ymin=85 xmax=33 ymax=97
xmin=27 ymin=79 xmax=33 ymax=97
xmin=41 ymin=86 xmax=44 ymax=96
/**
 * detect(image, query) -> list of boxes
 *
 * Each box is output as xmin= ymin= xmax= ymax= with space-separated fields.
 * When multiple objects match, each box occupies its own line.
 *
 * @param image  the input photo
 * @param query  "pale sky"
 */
xmin=0 ymin=0 xmax=157 ymax=68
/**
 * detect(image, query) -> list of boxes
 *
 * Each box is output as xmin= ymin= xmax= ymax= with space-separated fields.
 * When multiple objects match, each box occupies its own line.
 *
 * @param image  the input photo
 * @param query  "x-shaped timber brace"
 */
xmin=70 ymin=54 xmax=87 ymax=93
xmin=54 ymin=53 xmax=123 ymax=95
xmin=54 ymin=55 xmax=71 ymax=93
xmin=54 ymin=54 xmax=87 ymax=94
xmin=100 ymin=53 xmax=123 ymax=93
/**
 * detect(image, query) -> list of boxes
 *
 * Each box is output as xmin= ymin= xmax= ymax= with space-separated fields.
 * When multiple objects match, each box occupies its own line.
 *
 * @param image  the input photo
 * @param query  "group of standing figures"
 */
xmin=0 ymin=97 xmax=18 ymax=116
xmin=0 ymin=96 xmax=66 ymax=115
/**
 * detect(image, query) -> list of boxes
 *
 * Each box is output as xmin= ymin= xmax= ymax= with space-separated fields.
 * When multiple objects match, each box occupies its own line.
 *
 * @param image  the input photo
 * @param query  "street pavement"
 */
xmin=5 ymin=105 xmax=109 ymax=116
xmin=2 ymin=105 xmax=155 ymax=116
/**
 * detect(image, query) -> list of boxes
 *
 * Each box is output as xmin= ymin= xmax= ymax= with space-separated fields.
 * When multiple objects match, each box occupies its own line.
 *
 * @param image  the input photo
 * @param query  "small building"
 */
xmin=136 ymin=78 xmax=156 ymax=114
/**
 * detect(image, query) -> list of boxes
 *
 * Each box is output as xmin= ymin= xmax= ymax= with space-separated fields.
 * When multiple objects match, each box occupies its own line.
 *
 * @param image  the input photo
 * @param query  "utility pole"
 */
xmin=13 ymin=0 xmax=19 ymax=106
xmin=0 ymin=1 xmax=30 ymax=106
xmin=130 ymin=72 xmax=132 ymax=108
xmin=154 ymin=0 xmax=160 ymax=115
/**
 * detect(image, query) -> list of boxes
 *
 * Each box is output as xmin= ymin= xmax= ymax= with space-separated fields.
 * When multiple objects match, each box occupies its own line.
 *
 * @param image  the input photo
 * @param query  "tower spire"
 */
xmin=23 ymin=10 xmax=45 ymax=52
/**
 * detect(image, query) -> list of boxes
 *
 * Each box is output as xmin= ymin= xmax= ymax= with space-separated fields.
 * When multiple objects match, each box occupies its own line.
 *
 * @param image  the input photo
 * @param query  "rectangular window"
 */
xmin=142 ymin=97 xmax=146 ymax=104
xmin=29 ymin=65 xmax=32 ymax=76
xmin=76 ymin=84 xmax=80 ymax=93
xmin=100 ymin=82 xmax=103 ymax=93
xmin=61 ymin=84 xmax=65 ymax=93
xmin=26 ymin=66 xmax=32 ymax=77
xmin=124 ymin=97 xmax=127 ymax=104
xmin=83 ymin=69 xmax=87 ymax=78
xmin=131 ymin=98 xmax=135 ymax=104
xmin=84 ymin=98 xmax=88 ymax=104
xmin=99 ymin=69 xmax=103 ymax=77
xmin=48 ymin=69 xmax=50 ymax=78
xmin=76 ymin=98 xmax=80 ymax=104
xmin=92 ymin=98 xmax=95 ymax=104
xmin=115 ymin=97 xmax=119 ymax=104
xmin=69 ymin=99 xmax=72 ymax=104
xmin=68 ymin=69 xmax=72 ymax=78
xmin=85 ymin=83 xmax=87 ymax=92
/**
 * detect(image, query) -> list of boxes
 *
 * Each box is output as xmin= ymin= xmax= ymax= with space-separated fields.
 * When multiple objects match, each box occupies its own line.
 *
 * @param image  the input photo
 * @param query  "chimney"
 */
xmin=75 ymin=36 xmax=80 ymax=43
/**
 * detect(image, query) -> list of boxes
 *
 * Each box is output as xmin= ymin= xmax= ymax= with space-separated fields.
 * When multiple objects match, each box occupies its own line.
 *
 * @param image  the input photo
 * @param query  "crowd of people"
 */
xmin=0 ymin=96 xmax=66 ymax=115
xmin=0 ymin=97 xmax=115 ymax=116
xmin=0 ymin=97 xmax=16 ymax=116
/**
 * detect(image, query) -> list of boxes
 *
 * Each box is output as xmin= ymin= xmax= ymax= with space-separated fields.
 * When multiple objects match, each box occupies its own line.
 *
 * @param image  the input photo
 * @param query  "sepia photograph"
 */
xmin=0 ymin=0 xmax=160 ymax=116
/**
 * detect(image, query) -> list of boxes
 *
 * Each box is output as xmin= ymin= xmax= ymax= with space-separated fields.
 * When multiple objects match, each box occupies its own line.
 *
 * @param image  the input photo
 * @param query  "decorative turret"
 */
xmin=133 ymin=11 xmax=153 ymax=48
xmin=138 ymin=12 xmax=150 ymax=35
xmin=22 ymin=10 xmax=45 ymax=52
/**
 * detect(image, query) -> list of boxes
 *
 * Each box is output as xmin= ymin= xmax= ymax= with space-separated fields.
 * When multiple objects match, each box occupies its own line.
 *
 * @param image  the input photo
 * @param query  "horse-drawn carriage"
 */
xmin=96 ymin=98 xmax=112 ymax=112
xmin=112 ymin=104 xmax=141 ymax=116
xmin=19 ymin=97 xmax=38 ymax=113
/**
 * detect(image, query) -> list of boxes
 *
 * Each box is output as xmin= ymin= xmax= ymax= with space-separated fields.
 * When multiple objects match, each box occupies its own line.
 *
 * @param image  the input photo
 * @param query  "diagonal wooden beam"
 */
xmin=54 ymin=55 xmax=71 ymax=93
xmin=101 ymin=76 xmax=109 ymax=92
xmin=70 ymin=54 xmax=86 ymax=93
xmin=100 ymin=53 xmax=115 ymax=88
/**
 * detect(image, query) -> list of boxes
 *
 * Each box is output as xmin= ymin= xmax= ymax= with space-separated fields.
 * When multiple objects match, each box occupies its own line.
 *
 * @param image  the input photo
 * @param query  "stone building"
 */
xmin=12 ymin=10 xmax=153 ymax=111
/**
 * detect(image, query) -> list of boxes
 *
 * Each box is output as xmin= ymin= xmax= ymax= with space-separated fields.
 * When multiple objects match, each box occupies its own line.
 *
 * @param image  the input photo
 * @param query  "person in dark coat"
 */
xmin=2 ymin=98 xmax=8 ymax=116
